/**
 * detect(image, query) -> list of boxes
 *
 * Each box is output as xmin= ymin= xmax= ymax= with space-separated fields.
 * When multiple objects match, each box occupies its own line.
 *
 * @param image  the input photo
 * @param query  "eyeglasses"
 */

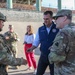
xmin=54 ymin=15 xmax=64 ymax=20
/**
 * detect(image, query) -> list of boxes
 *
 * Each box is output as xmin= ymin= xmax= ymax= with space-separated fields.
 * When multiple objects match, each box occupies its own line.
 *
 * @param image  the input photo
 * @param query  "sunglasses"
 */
xmin=54 ymin=15 xmax=64 ymax=20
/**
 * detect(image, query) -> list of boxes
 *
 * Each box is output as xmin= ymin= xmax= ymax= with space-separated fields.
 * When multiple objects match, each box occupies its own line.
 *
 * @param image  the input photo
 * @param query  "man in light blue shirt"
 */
xmin=33 ymin=25 xmax=52 ymax=47
xmin=27 ymin=11 xmax=59 ymax=75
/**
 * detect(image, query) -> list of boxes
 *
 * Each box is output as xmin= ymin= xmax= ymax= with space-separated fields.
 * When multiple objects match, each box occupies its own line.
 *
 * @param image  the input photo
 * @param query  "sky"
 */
xmin=42 ymin=0 xmax=75 ymax=10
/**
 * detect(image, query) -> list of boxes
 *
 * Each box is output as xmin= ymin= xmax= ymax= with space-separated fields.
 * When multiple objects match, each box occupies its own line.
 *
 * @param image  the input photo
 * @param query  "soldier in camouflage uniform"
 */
xmin=48 ymin=10 xmax=75 ymax=75
xmin=4 ymin=25 xmax=19 ymax=58
xmin=4 ymin=25 xmax=20 ymax=69
xmin=0 ymin=12 xmax=27 ymax=75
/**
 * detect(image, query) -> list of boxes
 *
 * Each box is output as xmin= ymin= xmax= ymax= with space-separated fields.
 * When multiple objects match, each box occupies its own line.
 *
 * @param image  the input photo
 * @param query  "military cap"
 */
xmin=53 ymin=9 xmax=72 ymax=20
xmin=9 ymin=25 xmax=14 ymax=28
xmin=0 ymin=12 xmax=6 ymax=21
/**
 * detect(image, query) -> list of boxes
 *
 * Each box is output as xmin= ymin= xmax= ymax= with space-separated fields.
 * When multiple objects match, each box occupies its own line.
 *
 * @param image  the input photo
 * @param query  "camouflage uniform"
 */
xmin=4 ymin=31 xmax=19 ymax=58
xmin=48 ymin=9 xmax=75 ymax=75
xmin=0 ymin=12 xmax=27 ymax=75
xmin=0 ymin=34 xmax=26 ymax=75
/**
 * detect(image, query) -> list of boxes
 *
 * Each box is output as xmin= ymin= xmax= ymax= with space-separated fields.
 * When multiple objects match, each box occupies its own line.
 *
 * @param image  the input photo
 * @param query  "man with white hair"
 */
xmin=48 ymin=9 xmax=75 ymax=75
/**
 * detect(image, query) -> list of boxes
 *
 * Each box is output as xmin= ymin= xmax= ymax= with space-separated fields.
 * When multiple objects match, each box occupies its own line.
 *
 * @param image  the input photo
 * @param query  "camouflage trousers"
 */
xmin=11 ymin=46 xmax=18 ymax=58
xmin=0 ymin=64 xmax=8 ymax=75
xmin=54 ymin=65 xmax=75 ymax=75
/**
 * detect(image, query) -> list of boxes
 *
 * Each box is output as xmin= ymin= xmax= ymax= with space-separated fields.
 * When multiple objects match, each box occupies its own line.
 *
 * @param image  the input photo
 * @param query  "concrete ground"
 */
xmin=8 ymin=48 xmax=50 ymax=75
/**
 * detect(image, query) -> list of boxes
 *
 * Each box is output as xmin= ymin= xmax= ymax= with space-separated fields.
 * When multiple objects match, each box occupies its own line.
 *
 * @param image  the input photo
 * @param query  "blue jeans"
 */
xmin=36 ymin=54 xmax=54 ymax=75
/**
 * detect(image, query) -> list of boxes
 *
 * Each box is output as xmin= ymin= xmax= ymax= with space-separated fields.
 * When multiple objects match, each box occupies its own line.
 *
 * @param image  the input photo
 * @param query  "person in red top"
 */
xmin=23 ymin=25 xmax=37 ymax=74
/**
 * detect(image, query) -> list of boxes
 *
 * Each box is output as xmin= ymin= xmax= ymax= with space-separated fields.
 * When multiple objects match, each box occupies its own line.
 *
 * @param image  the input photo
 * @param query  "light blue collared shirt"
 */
xmin=33 ymin=25 xmax=52 ymax=47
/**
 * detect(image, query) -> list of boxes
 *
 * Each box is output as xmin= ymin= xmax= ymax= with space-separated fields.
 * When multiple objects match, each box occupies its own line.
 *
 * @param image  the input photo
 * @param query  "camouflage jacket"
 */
xmin=48 ymin=23 xmax=75 ymax=73
xmin=0 ymin=34 xmax=24 ymax=66
xmin=4 ymin=31 xmax=19 ymax=46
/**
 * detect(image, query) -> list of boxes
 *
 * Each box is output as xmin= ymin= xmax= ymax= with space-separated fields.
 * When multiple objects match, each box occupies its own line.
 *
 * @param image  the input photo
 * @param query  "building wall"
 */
xmin=0 ymin=8 xmax=43 ymax=22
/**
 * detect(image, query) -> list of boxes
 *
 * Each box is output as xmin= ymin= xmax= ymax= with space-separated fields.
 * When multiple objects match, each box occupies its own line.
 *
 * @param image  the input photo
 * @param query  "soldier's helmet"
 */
xmin=0 ymin=12 xmax=6 ymax=22
xmin=9 ymin=25 xmax=14 ymax=28
xmin=9 ymin=25 xmax=14 ymax=30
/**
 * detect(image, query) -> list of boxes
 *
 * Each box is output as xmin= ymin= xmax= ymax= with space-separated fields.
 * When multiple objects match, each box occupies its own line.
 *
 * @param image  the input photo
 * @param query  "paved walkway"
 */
xmin=8 ymin=48 xmax=50 ymax=75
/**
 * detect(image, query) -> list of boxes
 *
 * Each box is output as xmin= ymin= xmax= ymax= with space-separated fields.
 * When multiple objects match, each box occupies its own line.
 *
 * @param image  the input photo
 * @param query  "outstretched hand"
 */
xmin=26 ymin=48 xmax=33 ymax=53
